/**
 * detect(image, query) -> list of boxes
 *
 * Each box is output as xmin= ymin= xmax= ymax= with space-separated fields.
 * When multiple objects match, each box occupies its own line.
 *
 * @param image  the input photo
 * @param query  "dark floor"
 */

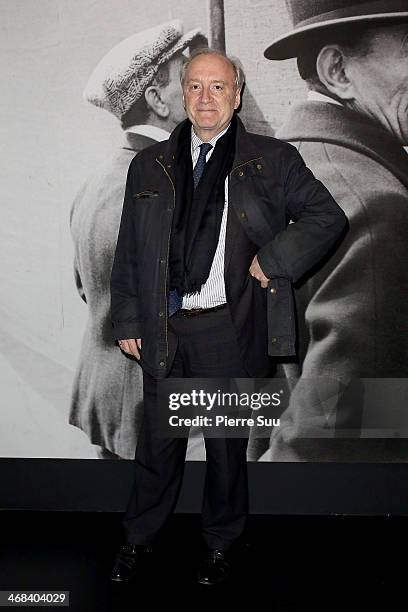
xmin=0 ymin=510 xmax=406 ymax=611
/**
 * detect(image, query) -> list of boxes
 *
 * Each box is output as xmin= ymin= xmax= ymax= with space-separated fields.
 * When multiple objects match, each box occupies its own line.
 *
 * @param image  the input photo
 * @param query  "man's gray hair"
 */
xmin=180 ymin=47 xmax=246 ymax=91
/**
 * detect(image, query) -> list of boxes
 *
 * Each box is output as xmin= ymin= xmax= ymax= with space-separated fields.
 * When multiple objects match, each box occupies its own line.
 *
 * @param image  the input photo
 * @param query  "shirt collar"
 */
xmin=191 ymin=123 xmax=231 ymax=153
xmin=307 ymin=91 xmax=343 ymax=107
xmin=125 ymin=124 xmax=170 ymax=142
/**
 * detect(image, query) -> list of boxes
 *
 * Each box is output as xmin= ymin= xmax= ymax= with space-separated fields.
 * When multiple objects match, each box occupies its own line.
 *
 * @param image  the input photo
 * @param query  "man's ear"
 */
xmin=316 ymin=45 xmax=353 ymax=100
xmin=144 ymin=85 xmax=169 ymax=118
xmin=234 ymin=88 xmax=241 ymax=110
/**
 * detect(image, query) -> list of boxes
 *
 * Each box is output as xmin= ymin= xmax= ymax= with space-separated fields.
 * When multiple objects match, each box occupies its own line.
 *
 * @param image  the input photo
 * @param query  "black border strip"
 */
xmin=1 ymin=459 xmax=408 ymax=515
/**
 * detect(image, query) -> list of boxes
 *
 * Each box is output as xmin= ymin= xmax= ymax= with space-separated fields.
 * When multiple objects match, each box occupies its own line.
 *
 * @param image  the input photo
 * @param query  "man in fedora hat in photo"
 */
xmin=69 ymin=21 xmax=206 ymax=460
xmin=261 ymin=0 xmax=408 ymax=462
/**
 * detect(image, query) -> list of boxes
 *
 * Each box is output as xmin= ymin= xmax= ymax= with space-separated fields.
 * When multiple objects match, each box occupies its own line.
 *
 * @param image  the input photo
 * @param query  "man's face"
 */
xmin=347 ymin=24 xmax=408 ymax=145
xmin=182 ymin=53 xmax=241 ymax=141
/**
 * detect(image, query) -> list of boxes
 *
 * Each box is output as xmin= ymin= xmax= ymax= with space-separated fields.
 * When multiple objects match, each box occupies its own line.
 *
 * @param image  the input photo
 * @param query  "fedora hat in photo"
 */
xmin=264 ymin=0 xmax=408 ymax=60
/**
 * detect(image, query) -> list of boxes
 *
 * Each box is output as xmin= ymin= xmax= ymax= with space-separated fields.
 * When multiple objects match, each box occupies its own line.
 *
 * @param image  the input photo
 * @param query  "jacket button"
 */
xmin=240 ymin=211 xmax=247 ymax=220
xmin=159 ymin=361 xmax=165 ymax=367
xmin=270 ymin=337 xmax=277 ymax=343
xmin=160 ymin=258 xmax=166 ymax=264
xmin=158 ymin=154 xmax=163 ymax=160
xmin=270 ymin=287 xmax=277 ymax=294
xmin=167 ymin=164 xmax=171 ymax=170
xmin=159 ymin=311 xmax=165 ymax=317
xmin=238 ymin=170 xmax=244 ymax=177
xmin=256 ymin=164 xmax=262 ymax=170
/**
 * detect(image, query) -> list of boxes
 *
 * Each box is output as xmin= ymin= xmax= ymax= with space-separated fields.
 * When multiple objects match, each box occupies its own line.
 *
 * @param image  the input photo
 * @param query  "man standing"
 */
xmin=262 ymin=1 xmax=408 ymax=462
xmin=69 ymin=21 xmax=204 ymax=459
xmin=109 ymin=47 xmax=346 ymax=585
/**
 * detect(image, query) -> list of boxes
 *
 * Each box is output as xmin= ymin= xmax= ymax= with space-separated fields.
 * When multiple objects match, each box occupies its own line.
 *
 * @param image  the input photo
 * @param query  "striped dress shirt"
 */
xmin=182 ymin=125 xmax=230 ymax=309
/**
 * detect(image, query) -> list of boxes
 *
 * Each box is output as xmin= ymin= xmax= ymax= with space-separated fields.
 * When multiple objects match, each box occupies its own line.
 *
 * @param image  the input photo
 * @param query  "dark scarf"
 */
xmin=169 ymin=114 xmax=237 ymax=296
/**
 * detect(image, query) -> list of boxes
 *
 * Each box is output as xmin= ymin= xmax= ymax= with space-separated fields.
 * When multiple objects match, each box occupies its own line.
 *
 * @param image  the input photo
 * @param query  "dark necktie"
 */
xmin=193 ymin=142 xmax=213 ymax=188
xmin=168 ymin=141 xmax=213 ymax=317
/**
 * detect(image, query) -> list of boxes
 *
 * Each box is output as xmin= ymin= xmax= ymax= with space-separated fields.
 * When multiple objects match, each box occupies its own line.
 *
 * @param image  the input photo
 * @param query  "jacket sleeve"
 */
xmin=257 ymin=146 xmax=348 ymax=282
xmin=109 ymin=158 xmax=142 ymax=341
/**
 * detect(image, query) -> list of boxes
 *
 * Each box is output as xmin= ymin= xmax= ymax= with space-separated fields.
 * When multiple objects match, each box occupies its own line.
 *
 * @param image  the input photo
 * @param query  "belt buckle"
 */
xmin=180 ymin=308 xmax=203 ymax=317
xmin=187 ymin=308 xmax=202 ymax=316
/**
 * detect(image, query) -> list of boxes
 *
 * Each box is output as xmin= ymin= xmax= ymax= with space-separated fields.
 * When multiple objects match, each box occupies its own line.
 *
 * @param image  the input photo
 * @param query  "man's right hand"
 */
xmin=118 ymin=338 xmax=142 ymax=360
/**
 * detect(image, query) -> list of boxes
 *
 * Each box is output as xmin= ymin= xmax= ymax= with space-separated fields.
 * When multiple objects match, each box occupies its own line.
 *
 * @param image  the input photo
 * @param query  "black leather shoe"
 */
xmin=110 ymin=543 xmax=153 ymax=582
xmin=196 ymin=549 xmax=230 ymax=586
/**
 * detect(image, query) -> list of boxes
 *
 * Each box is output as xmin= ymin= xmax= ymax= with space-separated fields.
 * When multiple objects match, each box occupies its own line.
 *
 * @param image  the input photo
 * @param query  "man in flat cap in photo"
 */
xmin=69 ymin=21 xmax=205 ymax=460
xmin=261 ymin=0 xmax=408 ymax=462
xmin=109 ymin=46 xmax=346 ymax=585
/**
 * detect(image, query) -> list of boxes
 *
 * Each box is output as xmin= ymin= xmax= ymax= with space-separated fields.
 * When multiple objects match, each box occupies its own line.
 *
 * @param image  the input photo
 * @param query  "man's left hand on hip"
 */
xmin=249 ymin=255 xmax=270 ymax=288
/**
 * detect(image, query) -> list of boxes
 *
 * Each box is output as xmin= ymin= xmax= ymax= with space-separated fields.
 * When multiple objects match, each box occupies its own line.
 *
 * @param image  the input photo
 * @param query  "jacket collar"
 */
xmin=122 ymin=131 xmax=157 ymax=152
xmin=156 ymin=114 xmax=262 ymax=173
xmin=277 ymin=101 xmax=408 ymax=190
xmin=231 ymin=115 xmax=264 ymax=170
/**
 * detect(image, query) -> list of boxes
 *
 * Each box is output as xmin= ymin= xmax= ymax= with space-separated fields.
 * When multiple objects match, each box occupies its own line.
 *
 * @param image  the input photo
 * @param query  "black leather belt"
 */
xmin=178 ymin=304 xmax=227 ymax=317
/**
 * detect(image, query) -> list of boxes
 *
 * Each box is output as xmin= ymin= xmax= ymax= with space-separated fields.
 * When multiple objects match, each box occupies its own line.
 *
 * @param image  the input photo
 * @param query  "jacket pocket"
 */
xmin=133 ymin=190 xmax=159 ymax=199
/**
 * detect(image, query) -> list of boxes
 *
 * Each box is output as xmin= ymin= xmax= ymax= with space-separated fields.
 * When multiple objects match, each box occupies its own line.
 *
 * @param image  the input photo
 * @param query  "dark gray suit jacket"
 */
xmin=262 ymin=101 xmax=408 ymax=462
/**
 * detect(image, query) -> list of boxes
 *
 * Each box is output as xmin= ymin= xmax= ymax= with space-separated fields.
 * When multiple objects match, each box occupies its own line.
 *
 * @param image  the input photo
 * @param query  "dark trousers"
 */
xmin=122 ymin=305 xmax=251 ymax=551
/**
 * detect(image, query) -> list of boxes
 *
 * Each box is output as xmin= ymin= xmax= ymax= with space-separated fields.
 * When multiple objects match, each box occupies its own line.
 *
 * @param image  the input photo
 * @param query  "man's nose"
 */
xmin=199 ymin=86 xmax=212 ymax=103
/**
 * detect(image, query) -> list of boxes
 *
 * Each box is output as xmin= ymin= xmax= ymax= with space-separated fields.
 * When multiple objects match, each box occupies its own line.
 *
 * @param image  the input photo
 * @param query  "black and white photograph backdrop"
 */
xmin=1 ymin=0 xmax=408 ymax=462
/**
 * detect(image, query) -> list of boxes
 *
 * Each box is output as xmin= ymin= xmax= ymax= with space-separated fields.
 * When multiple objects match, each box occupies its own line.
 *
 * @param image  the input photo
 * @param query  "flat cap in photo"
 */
xmin=84 ymin=20 xmax=204 ymax=118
